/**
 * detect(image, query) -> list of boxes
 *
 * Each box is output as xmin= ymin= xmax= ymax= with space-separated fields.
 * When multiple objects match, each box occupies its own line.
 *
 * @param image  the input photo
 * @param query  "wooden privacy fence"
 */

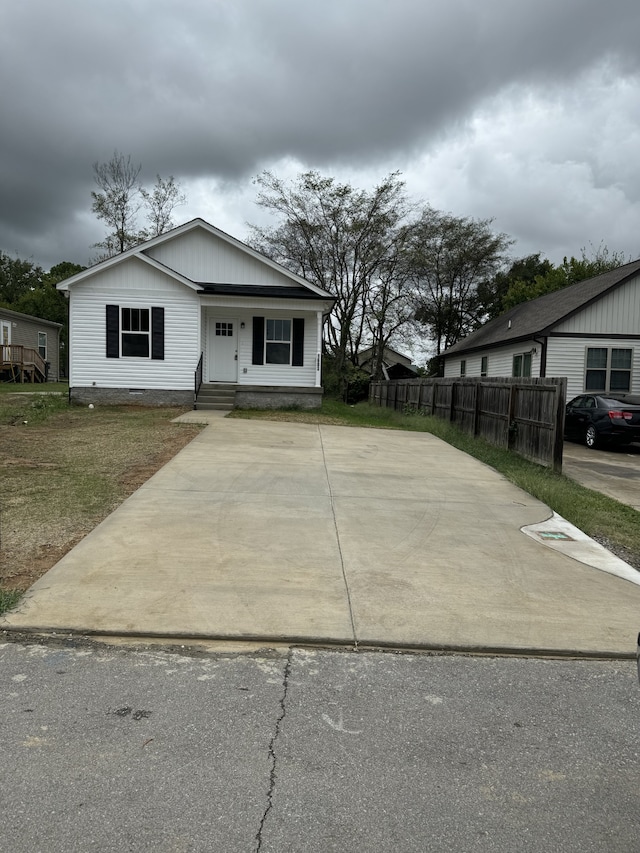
xmin=369 ymin=376 xmax=567 ymax=471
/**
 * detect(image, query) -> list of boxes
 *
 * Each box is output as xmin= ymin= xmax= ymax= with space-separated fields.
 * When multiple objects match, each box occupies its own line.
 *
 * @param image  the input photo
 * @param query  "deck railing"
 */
xmin=1 ymin=344 xmax=47 ymax=382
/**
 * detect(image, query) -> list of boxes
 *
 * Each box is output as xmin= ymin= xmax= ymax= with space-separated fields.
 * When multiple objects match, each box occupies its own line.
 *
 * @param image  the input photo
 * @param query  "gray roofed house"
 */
xmin=1 ymin=307 xmax=63 ymax=383
xmin=442 ymin=259 xmax=640 ymax=400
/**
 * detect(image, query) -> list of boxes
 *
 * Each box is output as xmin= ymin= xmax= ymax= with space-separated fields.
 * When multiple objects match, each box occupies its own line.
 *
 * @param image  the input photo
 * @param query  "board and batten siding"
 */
xmin=552 ymin=274 xmax=640 ymax=335
xmin=146 ymin=229 xmax=295 ymax=287
xmin=546 ymin=336 xmax=640 ymax=398
xmin=68 ymin=258 xmax=200 ymax=389
xmin=201 ymin=305 xmax=320 ymax=386
xmin=444 ymin=341 xmax=540 ymax=379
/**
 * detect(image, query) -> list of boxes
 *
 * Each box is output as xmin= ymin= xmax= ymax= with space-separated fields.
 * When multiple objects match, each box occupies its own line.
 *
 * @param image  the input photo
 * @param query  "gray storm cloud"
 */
xmin=1 ymin=0 xmax=639 ymax=267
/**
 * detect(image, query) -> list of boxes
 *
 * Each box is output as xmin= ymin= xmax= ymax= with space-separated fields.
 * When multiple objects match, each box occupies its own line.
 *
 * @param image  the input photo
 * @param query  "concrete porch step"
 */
xmin=195 ymin=384 xmax=236 ymax=411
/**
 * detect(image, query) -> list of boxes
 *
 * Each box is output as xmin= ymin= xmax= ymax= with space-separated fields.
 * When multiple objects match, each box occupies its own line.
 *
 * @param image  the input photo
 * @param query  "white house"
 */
xmin=442 ymin=259 xmax=640 ymax=400
xmin=57 ymin=219 xmax=335 ymax=408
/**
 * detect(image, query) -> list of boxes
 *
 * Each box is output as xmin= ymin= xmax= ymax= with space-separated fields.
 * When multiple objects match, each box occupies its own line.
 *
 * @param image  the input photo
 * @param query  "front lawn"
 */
xmin=0 ymin=395 xmax=201 ymax=612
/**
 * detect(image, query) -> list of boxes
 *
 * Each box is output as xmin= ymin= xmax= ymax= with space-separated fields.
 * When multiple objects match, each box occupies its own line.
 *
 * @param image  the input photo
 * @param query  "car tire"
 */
xmin=585 ymin=425 xmax=599 ymax=449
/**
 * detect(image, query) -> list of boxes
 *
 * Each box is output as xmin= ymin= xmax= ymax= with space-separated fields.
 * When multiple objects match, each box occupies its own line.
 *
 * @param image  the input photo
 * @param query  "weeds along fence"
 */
xmin=369 ymin=377 xmax=567 ymax=471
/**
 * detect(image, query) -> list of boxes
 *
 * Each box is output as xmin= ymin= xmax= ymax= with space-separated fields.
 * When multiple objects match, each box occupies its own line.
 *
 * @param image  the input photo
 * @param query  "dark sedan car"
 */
xmin=564 ymin=393 xmax=640 ymax=449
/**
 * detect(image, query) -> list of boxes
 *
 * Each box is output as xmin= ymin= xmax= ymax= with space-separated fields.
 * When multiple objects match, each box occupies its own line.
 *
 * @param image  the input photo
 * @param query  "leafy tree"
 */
xmin=477 ymin=253 xmax=552 ymax=320
xmin=92 ymin=151 xmax=143 ymax=257
xmin=249 ymin=170 xmax=414 ymax=390
xmin=91 ymin=151 xmax=186 ymax=259
xmin=502 ymin=245 xmax=628 ymax=310
xmin=409 ymin=208 xmax=513 ymax=355
xmin=140 ymin=175 xmax=186 ymax=239
xmin=0 ymin=252 xmax=44 ymax=305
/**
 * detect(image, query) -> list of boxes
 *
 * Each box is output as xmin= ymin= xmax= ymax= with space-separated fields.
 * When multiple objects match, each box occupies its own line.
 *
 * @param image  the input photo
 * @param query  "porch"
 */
xmin=1 ymin=344 xmax=48 ymax=383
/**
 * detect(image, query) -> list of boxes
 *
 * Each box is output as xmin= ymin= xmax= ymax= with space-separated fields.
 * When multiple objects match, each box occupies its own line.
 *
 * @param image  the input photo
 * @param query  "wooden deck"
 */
xmin=1 ymin=344 xmax=48 ymax=383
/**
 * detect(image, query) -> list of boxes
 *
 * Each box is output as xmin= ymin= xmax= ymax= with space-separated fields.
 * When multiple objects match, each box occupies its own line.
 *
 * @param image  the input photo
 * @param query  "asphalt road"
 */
xmin=2 ymin=640 xmax=640 ymax=853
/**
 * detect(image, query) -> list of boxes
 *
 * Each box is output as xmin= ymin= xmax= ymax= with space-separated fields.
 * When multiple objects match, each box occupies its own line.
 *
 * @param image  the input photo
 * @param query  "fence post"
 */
xmin=507 ymin=383 xmax=517 ymax=449
xmin=473 ymin=381 xmax=481 ymax=436
xmin=552 ymin=377 xmax=566 ymax=473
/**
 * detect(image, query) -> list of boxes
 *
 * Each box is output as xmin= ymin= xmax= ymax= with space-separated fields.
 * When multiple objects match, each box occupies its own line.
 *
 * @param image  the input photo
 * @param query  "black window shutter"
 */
xmin=292 ymin=318 xmax=305 ymax=366
xmin=106 ymin=305 xmax=119 ymax=358
xmin=151 ymin=307 xmax=164 ymax=360
xmin=252 ymin=316 xmax=264 ymax=365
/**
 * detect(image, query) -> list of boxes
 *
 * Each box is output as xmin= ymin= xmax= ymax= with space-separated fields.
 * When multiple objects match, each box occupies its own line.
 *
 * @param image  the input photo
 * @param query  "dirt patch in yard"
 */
xmin=0 ymin=399 xmax=201 ymax=592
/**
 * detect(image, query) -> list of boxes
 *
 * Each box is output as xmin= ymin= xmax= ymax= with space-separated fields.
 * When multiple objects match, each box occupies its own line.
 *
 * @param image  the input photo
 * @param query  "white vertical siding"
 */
xmin=69 ymin=258 xmax=200 ymax=389
xmin=553 ymin=275 xmax=640 ymax=334
xmin=147 ymin=229 xmax=296 ymax=286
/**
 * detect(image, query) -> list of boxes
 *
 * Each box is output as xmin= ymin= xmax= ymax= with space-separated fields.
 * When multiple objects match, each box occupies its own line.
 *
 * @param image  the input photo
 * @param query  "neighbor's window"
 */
xmin=512 ymin=352 xmax=532 ymax=378
xmin=121 ymin=307 xmax=150 ymax=357
xmin=481 ymin=356 xmax=488 ymax=377
xmin=585 ymin=347 xmax=632 ymax=392
xmin=265 ymin=319 xmax=291 ymax=364
xmin=38 ymin=332 xmax=47 ymax=359
xmin=460 ymin=359 xmax=466 ymax=376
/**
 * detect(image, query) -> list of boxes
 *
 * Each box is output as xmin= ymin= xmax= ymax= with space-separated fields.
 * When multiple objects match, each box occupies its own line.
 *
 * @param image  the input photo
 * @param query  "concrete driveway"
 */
xmin=3 ymin=416 xmax=640 ymax=656
xmin=563 ymin=439 xmax=640 ymax=511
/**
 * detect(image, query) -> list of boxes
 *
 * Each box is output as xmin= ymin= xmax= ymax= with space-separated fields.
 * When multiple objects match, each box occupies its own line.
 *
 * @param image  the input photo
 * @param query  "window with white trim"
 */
xmin=460 ymin=359 xmax=466 ymax=376
xmin=481 ymin=356 xmax=488 ymax=377
xmin=265 ymin=319 xmax=291 ymax=365
xmin=121 ymin=307 xmax=150 ymax=357
xmin=585 ymin=347 xmax=632 ymax=392
xmin=38 ymin=332 xmax=47 ymax=359
xmin=512 ymin=352 xmax=531 ymax=377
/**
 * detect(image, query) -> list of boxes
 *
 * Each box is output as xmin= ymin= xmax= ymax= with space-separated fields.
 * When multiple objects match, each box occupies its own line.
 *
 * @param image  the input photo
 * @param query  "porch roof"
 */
xmin=196 ymin=283 xmax=332 ymax=301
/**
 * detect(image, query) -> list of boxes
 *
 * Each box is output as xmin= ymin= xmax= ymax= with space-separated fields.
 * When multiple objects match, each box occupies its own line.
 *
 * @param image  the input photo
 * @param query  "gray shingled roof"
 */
xmin=444 ymin=259 xmax=640 ymax=356
xmin=196 ymin=283 xmax=331 ymax=300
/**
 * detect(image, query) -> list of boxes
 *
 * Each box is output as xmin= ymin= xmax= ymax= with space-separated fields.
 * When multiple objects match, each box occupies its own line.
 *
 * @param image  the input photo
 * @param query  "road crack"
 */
xmin=255 ymin=648 xmax=292 ymax=851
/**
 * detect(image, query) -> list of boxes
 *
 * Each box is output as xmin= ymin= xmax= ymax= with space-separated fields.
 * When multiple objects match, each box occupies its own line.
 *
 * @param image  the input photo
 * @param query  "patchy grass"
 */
xmin=0 ymin=397 xmax=202 ymax=601
xmin=0 ymin=588 xmax=22 ymax=616
xmin=0 ymin=382 xmax=68 ymax=395
xmin=231 ymin=399 xmax=640 ymax=568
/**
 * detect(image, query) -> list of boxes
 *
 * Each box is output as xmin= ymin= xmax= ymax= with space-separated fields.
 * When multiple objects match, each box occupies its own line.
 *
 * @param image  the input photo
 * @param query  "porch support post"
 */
xmin=315 ymin=311 xmax=322 ymax=387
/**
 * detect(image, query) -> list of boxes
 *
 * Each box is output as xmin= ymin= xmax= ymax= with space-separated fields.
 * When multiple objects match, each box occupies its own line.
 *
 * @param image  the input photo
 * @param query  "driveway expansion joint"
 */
xmin=317 ymin=424 xmax=358 ymax=648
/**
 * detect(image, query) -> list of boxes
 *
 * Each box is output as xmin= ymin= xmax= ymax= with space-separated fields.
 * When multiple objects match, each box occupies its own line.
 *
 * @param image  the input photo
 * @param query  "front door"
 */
xmin=208 ymin=318 xmax=238 ymax=382
xmin=1 ymin=320 xmax=10 ymax=363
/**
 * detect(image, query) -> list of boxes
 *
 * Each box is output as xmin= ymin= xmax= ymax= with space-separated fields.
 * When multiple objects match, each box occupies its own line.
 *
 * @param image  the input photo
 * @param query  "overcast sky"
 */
xmin=2 ymin=0 xmax=640 ymax=271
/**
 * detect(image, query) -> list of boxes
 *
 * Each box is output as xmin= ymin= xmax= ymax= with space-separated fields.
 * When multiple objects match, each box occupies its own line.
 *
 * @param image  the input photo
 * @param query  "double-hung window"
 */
xmin=512 ymin=352 xmax=532 ymax=378
xmin=585 ymin=347 xmax=632 ymax=392
xmin=265 ymin=319 xmax=291 ymax=365
xmin=121 ymin=307 xmax=150 ymax=357
xmin=106 ymin=304 xmax=164 ymax=360
xmin=38 ymin=332 xmax=47 ymax=360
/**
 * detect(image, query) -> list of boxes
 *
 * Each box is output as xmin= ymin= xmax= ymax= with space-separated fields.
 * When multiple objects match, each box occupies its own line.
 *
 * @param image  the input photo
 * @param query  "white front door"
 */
xmin=1 ymin=320 xmax=10 ymax=362
xmin=208 ymin=318 xmax=238 ymax=382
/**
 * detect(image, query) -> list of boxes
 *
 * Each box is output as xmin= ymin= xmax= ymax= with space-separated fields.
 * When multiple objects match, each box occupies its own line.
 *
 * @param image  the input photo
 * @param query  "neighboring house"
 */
xmin=0 ymin=307 xmax=62 ymax=383
xmin=357 ymin=345 xmax=419 ymax=379
xmin=57 ymin=218 xmax=335 ymax=408
xmin=442 ymin=259 xmax=640 ymax=400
